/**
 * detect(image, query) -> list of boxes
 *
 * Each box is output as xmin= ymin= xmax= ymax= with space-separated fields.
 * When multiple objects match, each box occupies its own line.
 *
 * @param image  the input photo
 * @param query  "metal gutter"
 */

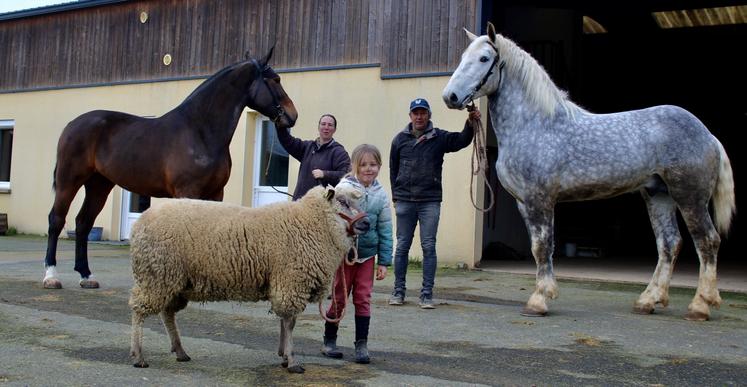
xmin=0 ymin=0 xmax=129 ymax=21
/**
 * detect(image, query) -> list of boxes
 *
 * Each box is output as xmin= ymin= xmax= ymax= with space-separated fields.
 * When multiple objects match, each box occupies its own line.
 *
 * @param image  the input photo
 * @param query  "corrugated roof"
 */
xmin=0 ymin=0 xmax=128 ymax=21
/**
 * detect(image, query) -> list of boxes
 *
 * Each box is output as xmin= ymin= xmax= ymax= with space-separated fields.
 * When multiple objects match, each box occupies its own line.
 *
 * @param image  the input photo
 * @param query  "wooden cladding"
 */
xmin=0 ymin=0 xmax=478 ymax=92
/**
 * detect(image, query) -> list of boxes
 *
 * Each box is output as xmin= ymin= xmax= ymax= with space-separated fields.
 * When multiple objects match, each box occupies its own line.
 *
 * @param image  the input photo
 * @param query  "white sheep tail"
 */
xmin=713 ymin=140 xmax=736 ymax=236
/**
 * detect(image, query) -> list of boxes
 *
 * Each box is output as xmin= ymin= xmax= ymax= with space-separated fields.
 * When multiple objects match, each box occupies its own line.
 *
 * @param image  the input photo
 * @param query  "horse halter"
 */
xmin=468 ymin=41 xmax=505 ymax=105
xmin=251 ymin=59 xmax=285 ymax=123
xmin=337 ymin=211 xmax=368 ymax=237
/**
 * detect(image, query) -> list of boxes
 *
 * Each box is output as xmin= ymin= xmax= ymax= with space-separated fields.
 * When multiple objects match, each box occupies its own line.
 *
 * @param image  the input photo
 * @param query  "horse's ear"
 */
xmin=261 ymin=45 xmax=275 ymax=66
xmin=464 ymin=27 xmax=478 ymax=42
xmin=244 ymin=50 xmax=251 ymax=61
xmin=487 ymin=21 xmax=497 ymax=43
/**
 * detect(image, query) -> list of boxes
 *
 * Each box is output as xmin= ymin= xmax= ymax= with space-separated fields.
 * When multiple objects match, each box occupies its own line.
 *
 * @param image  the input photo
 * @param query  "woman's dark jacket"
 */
xmin=389 ymin=121 xmax=474 ymax=202
xmin=276 ymin=127 xmax=351 ymax=200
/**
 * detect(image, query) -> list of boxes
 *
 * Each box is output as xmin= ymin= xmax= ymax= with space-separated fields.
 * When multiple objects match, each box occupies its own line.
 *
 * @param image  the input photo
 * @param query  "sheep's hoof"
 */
xmin=519 ymin=307 xmax=547 ymax=317
xmin=684 ymin=310 xmax=709 ymax=321
xmin=79 ymin=278 xmax=99 ymax=289
xmin=287 ymin=364 xmax=305 ymax=373
xmin=43 ymin=278 xmax=62 ymax=289
xmin=281 ymin=359 xmax=288 ymax=368
xmin=133 ymin=360 xmax=149 ymax=368
xmin=632 ymin=304 xmax=654 ymax=315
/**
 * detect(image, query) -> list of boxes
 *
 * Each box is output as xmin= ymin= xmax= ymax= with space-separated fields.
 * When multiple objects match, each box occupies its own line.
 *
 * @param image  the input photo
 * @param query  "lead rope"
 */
xmin=467 ymin=102 xmax=495 ymax=212
xmin=318 ymin=241 xmax=358 ymax=323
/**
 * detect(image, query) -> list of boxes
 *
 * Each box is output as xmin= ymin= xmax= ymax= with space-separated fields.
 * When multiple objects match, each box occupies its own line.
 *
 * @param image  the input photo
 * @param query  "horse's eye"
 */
xmin=480 ymin=56 xmax=489 ymax=63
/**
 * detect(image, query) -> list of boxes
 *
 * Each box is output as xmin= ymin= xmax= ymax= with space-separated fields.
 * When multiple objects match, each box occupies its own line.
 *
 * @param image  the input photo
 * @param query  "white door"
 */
xmin=120 ymin=190 xmax=150 ymax=240
xmin=253 ymin=117 xmax=291 ymax=207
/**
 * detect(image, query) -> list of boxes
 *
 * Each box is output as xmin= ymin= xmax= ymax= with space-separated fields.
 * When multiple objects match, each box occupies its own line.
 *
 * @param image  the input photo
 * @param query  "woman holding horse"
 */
xmin=275 ymin=114 xmax=351 ymax=200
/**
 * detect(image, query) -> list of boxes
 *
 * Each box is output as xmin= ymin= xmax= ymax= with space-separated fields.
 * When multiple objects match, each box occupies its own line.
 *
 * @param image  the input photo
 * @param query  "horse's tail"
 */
xmin=712 ymin=140 xmax=736 ymax=236
xmin=52 ymin=164 xmax=57 ymax=191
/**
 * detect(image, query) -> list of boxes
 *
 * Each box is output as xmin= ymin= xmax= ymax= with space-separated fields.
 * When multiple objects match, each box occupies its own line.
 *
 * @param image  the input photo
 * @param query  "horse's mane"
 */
xmin=490 ymin=35 xmax=583 ymax=118
xmin=181 ymin=61 xmax=251 ymax=104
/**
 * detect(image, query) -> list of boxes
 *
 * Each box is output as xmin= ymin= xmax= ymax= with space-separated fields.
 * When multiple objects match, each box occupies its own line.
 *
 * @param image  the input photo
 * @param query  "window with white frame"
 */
xmin=0 ymin=120 xmax=13 ymax=191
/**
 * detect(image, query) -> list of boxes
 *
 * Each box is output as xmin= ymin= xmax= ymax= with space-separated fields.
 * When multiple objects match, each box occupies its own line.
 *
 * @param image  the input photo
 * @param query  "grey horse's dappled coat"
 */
xmin=443 ymin=23 xmax=735 ymax=321
xmin=128 ymin=185 xmax=368 ymax=373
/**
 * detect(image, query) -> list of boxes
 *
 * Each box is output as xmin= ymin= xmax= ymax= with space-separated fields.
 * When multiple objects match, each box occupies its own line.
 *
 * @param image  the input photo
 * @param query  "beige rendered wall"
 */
xmin=0 ymin=66 xmax=486 ymax=266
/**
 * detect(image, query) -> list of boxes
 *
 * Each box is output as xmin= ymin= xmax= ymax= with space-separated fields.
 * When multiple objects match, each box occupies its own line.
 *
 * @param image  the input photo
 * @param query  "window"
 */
xmin=0 ymin=120 xmax=13 ymax=191
xmin=258 ymin=119 xmax=289 ymax=187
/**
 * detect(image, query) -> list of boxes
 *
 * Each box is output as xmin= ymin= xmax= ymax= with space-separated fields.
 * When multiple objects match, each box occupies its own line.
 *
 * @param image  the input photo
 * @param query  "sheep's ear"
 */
xmin=464 ymin=27 xmax=478 ymax=42
xmin=324 ymin=187 xmax=335 ymax=201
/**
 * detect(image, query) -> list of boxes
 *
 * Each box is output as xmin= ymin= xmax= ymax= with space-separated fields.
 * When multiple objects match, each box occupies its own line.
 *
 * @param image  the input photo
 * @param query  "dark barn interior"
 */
xmin=480 ymin=1 xmax=744 ymax=266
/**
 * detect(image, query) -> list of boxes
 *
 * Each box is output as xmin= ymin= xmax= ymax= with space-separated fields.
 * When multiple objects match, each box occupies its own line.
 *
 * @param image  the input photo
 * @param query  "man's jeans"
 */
xmin=392 ymin=201 xmax=441 ymax=299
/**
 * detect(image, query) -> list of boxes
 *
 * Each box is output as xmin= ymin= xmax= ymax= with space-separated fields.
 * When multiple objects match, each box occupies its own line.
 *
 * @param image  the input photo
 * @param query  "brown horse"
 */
xmin=43 ymin=48 xmax=298 ymax=289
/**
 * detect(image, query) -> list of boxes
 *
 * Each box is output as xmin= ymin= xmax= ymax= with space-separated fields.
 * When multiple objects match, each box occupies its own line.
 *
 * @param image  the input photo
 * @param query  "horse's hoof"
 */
xmin=520 ymin=307 xmax=547 ymax=317
xmin=287 ymin=364 xmax=305 ymax=374
xmin=176 ymin=355 xmax=191 ymax=362
xmin=133 ymin=361 xmax=149 ymax=368
xmin=79 ymin=278 xmax=99 ymax=289
xmin=43 ymin=278 xmax=62 ymax=289
xmin=684 ymin=311 xmax=709 ymax=321
xmin=632 ymin=305 xmax=654 ymax=315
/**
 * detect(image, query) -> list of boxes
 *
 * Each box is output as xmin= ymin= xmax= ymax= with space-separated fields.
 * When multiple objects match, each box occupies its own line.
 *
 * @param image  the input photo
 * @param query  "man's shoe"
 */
xmin=419 ymin=296 xmax=435 ymax=309
xmin=388 ymin=293 xmax=404 ymax=305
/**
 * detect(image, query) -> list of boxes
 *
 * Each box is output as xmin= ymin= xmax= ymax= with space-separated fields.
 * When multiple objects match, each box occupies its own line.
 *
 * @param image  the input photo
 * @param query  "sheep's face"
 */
xmin=326 ymin=185 xmax=370 ymax=236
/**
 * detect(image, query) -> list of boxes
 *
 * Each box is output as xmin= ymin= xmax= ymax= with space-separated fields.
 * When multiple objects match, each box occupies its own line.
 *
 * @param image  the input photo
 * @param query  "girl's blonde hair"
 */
xmin=348 ymin=144 xmax=382 ymax=177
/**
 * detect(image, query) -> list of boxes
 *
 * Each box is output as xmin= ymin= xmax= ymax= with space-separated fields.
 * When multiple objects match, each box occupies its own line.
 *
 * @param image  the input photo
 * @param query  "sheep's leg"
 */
xmin=160 ymin=296 xmax=190 ymax=362
xmin=278 ymin=319 xmax=287 ymax=360
xmin=130 ymin=311 xmax=148 ymax=368
xmin=281 ymin=316 xmax=304 ymax=373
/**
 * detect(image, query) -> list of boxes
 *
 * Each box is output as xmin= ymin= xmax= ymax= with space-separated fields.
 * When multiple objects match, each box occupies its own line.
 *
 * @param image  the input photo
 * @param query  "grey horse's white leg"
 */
xmin=517 ymin=201 xmax=558 ymax=316
xmin=130 ymin=311 xmax=148 ymax=368
xmin=634 ymin=191 xmax=682 ymax=314
xmin=160 ymin=296 xmax=190 ymax=362
xmin=679 ymin=205 xmax=722 ymax=321
xmin=280 ymin=316 xmax=304 ymax=373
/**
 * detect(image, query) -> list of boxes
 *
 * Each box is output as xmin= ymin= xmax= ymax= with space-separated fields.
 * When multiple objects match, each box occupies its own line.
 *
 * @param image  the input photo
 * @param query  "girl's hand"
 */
xmin=376 ymin=265 xmax=388 ymax=280
xmin=312 ymin=169 xmax=324 ymax=179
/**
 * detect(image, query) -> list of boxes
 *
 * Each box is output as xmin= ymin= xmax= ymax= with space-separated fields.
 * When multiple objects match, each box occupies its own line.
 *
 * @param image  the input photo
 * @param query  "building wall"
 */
xmin=0 ymin=66 xmax=484 ymax=266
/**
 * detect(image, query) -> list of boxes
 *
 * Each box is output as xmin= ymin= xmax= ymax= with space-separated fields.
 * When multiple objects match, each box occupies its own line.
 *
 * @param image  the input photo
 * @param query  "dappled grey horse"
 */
xmin=442 ymin=23 xmax=735 ymax=321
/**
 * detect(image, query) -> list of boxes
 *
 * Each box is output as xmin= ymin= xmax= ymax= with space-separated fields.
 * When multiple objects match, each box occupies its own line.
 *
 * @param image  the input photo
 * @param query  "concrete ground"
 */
xmin=479 ymin=256 xmax=747 ymax=293
xmin=1 ymin=235 xmax=746 ymax=386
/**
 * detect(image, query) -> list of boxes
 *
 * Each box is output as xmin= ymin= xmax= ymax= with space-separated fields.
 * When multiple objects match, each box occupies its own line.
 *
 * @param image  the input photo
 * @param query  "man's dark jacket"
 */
xmin=389 ymin=121 xmax=474 ymax=202
xmin=276 ymin=127 xmax=351 ymax=200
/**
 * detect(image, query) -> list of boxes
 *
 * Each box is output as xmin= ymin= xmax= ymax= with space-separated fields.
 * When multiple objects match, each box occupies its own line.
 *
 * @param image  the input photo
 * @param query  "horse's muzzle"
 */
xmin=443 ymin=91 xmax=469 ymax=110
xmin=274 ymin=104 xmax=298 ymax=128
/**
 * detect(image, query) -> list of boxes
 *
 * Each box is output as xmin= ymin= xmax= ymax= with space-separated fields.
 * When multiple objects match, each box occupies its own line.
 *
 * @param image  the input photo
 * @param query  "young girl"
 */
xmin=321 ymin=144 xmax=393 ymax=364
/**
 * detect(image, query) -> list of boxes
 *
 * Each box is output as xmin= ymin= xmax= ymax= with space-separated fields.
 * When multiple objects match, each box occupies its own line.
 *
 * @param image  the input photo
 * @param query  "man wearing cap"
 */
xmin=388 ymin=98 xmax=481 ymax=309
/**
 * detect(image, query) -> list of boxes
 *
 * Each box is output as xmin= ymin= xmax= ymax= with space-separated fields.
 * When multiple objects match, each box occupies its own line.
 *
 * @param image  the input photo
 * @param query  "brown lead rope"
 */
xmin=467 ymin=102 xmax=495 ymax=212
